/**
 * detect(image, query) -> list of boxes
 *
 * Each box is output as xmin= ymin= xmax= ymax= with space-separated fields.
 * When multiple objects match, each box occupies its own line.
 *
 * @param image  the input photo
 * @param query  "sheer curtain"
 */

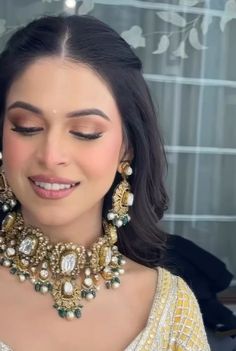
xmin=0 ymin=0 xmax=235 ymax=281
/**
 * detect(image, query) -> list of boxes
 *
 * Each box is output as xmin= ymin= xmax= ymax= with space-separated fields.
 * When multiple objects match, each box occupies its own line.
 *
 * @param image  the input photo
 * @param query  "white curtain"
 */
xmin=0 ymin=0 xmax=236 ymax=281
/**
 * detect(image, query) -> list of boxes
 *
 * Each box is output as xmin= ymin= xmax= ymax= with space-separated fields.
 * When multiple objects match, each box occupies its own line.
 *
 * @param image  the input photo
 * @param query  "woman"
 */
xmin=0 ymin=15 xmax=210 ymax=351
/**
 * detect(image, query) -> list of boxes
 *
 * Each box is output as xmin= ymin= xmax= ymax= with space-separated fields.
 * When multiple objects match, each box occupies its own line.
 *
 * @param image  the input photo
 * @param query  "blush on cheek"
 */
xmin=2 ymin=130 xmax=29 ymax=172
xmin=83 ymin=138 xmax=122 ymax=177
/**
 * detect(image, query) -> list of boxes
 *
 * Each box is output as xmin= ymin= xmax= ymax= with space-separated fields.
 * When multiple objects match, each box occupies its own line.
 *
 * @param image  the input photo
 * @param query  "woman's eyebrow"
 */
xmin=7 ymin=101 xmax=111 ymax=121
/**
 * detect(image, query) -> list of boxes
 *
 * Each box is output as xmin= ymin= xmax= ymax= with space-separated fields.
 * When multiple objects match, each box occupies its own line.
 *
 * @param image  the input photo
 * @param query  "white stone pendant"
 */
xmin=19 ymin=236 xmax=38 ymax=256
xmin=63 ymin=281 xmax=74 ymax=296
xmin=60 ymin=252 xmax=77 ymax=274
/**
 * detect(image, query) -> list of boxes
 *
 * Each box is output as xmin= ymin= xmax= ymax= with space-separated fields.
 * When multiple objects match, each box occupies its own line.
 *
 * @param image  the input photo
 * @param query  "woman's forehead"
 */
xmin=6 ymin=57 xmax=119 ymax=118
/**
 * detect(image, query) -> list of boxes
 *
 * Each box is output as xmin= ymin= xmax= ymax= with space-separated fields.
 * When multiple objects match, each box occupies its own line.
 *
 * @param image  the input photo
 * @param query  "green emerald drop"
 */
xmin=34 ymin=283 xmax=41 ymax=292
xmin=75 ymin=309 xmax=81 ymax=318
xmin=105 ymin=281 xmax=111 ymax=289
xmin=81 ymin=290 xmax=86 ymax=298
xmin=58 ymin=309 xmax=67 ymax=318
xmin=10 ymin=267 xmax=17 ymax=274
xmin=122 ymin=216 xmax=129 ymax=225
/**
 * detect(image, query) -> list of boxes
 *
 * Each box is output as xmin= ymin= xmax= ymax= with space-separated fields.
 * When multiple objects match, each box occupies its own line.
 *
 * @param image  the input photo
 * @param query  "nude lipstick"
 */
xmin=29 ymin=175 xmax=79 ymax=199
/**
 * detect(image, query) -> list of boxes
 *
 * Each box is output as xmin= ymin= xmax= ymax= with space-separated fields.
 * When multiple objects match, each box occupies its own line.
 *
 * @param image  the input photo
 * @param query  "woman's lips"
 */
xmin=29 ymin=178 xmax=80 ymax=200
xmin=30 ymin=175 xmax=77 ymax=184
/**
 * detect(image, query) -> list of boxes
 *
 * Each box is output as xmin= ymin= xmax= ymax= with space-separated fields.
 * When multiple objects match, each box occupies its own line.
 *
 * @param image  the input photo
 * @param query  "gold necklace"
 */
xmin=0 ymin=211 xmax=126 ymax=320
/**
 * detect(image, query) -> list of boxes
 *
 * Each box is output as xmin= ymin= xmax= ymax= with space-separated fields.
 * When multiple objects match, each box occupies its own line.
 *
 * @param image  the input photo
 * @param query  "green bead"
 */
xmin=74 ymin=309 xmax=81 ymax=318
xmin=58 ymin=309 xmax=67 ymax=318
xmin=47 ymin=283 xmax=53 ymax=291
xmin=105 ymin=281 xmax=111 ymax=289
xmin=34 ymin=283 xmax=41 ymax=292
xmin=10 ymin=267 xmax=17 ymax=274
xmin=122 ymin=216 xmax=129 ymax=225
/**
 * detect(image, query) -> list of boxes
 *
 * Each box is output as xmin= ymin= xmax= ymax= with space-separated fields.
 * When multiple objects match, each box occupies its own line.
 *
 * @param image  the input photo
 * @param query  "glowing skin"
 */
xmin=2 ymin=57 xmax=125 ymax=246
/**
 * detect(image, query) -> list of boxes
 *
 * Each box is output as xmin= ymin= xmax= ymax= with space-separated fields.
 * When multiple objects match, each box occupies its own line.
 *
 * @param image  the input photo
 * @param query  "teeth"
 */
xmin=34 ymin=181 xmax=75 ymax=191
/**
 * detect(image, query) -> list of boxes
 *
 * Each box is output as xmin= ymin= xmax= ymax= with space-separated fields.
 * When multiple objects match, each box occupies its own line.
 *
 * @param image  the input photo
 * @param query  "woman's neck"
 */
xmin=21 ymin=206 xmax=104 ymax=248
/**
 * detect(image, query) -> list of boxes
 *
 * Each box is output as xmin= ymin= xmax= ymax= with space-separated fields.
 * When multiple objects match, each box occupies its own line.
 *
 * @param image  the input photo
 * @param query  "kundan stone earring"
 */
xmin=107 ymin=161 xmax=134 ymax=227
xmin=0 ymin=152 xmax=17 ymax=213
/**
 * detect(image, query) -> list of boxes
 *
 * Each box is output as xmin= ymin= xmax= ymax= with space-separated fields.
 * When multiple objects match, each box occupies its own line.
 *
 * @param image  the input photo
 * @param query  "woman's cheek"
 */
xmin=2 ymin=130 xmax=29 ymax=171
xmin=80 ymin=135 xmax=122 ymax=177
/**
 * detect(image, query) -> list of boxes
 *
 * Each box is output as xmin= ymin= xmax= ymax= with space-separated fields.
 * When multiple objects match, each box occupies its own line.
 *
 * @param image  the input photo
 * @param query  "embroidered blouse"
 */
xmin=0 ymin=267 xmax=210 ymax=351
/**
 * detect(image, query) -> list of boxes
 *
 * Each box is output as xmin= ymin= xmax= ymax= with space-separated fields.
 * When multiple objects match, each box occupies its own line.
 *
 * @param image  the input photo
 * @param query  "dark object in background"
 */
xmin=165 ymin=234 xmax=236 ymax=337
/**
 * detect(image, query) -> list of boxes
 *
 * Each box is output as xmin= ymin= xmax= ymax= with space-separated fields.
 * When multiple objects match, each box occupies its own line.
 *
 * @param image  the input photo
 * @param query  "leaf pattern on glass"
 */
xmin=0 ymin=1 xmax=232 ymax=60
xmin=121 ymin=26 xmax=146 ymax=49
xmin=220 ymin=0 xmax=236 ymax=32
xmin=156 ymin=11 xmax=187 ymax=28
xmin=189 ymin=28 xmax=207 ymax=50
xmin=173 ymin=40 xmax=188 ymax=58
xmin=153 ymin=35 xmax=170 ymax=54
xmin=77 ymin=0 xmax=94 ymax=15
xmin=201 ymin=15 xmax=212 ymax=35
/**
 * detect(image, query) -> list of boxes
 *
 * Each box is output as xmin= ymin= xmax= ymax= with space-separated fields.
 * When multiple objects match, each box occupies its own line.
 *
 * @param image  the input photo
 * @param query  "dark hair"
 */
xmin=0 ymin=15 xmax=168 ymax=267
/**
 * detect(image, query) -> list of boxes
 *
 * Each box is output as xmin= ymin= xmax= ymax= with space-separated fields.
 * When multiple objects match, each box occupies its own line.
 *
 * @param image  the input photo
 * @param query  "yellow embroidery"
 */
xmin=127 ymin=267 xmax=210 ymax=351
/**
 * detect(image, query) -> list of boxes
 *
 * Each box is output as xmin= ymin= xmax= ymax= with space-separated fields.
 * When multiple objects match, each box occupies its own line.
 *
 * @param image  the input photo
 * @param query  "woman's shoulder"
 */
xmin=123 ymin=264 xmax=210 ymax=350
xmin=157 ymin=266 xmax=204 ymax=316
xmin=152 ymin=266 xmax=210 ymax=350
xmin=157 ymin=266 xmax=203 ymax=322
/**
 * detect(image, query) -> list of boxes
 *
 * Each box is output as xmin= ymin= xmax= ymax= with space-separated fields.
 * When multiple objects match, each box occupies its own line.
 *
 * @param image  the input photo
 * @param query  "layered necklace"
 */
xmin=0 ymin=211 xmax=126 ymax=320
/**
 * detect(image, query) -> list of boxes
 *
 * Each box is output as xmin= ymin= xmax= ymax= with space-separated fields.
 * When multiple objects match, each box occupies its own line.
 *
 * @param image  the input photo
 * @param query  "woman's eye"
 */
xmin=70 ymin=131 xmax=103 ymax=140
xmin=10 ymin=125 xmax=102 ymax=140
xmin=11 ymin=126 xmax=43 ymax=135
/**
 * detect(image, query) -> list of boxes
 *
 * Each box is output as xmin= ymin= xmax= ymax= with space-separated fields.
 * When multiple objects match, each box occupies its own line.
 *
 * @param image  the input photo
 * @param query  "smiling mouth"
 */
xmin=29 ymin=178 xmax=80 ymax=196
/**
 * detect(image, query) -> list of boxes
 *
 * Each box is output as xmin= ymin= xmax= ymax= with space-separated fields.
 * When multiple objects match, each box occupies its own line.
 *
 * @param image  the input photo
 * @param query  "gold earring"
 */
xmin=0 ymin=152 xmax=17 ymax=212
xmin=107 ymin=161 xmax=134 ymax=227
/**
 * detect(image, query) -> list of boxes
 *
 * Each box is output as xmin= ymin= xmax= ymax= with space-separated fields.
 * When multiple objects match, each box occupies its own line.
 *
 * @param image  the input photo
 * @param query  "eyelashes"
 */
xmin=11 ymin=126 xmax=43 ymax=135
xmin=11 ymin=125 xmax=103 ymax=141
xmin=69 ymin=131 xmax=102 ymax=140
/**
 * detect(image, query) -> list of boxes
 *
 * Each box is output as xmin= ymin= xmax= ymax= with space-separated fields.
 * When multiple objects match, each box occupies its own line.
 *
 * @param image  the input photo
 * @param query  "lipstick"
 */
xmin=29 ymin=175 xmax=79 ymax=200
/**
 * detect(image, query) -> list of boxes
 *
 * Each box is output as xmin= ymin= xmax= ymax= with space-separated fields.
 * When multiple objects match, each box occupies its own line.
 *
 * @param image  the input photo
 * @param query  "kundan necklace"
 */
xmin=0 ymin=211 xmax=126 ymax=320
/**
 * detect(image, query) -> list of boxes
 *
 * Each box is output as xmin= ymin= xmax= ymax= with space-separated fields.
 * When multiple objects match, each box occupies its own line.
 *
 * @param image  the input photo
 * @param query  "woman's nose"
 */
xmin=36 ymin=132 xmax=70 ymax=169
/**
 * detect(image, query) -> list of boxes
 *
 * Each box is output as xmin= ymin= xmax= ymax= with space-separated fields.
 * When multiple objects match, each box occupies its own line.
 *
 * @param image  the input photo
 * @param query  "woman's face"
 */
xmin=2 ymin=57 xmax=125 ymax=227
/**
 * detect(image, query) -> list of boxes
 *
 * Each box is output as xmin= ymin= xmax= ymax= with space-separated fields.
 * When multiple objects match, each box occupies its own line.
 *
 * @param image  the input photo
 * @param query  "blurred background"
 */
xmin=0 ymin=0 xmax=235 ymax=287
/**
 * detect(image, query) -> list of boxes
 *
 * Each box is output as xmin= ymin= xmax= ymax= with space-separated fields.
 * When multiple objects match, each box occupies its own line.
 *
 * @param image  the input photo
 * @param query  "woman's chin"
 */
xmin=21 ymin=206 xmax=78 ymax=229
